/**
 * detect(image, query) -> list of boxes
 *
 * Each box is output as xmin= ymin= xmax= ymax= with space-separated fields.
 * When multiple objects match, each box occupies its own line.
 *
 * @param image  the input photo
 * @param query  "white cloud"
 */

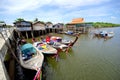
xmin=110 ymin=16 xmax=116 ymax=19
xmin=1 ymin=0 xmax=51 ymax=13
xmin=52 ymin=0 xmax=110 ymax=8
xmin=0 ymin=0 xmax=110 ymax=14
xmin=64 ymin=6 xmax=111 ymax=18
xmin=2 ymin=0 xmax=118 ymax=24
xmin=35 ymin=10 xmax=64 ymax=23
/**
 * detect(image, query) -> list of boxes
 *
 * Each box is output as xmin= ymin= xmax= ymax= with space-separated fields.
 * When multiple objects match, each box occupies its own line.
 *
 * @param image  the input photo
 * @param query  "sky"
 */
xmin=0 ymin=0 xmax=120 ymax=25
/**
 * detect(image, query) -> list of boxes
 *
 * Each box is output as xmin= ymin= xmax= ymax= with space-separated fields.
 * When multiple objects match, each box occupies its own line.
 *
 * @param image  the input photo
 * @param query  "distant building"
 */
xmin=53 ymin=23 xmax=64 ymax=29
xmin=33 ymin=21 xmax=46 ymax=30
xmin=66 ymin=18 xmax=92 ymax=33
xmin=13 ymin=21 xmax=32 ymax=31
xmin=70 ymin=18 xmax=84 ymax=24
xmin=45 ymin=22 xmax=53 ymax=28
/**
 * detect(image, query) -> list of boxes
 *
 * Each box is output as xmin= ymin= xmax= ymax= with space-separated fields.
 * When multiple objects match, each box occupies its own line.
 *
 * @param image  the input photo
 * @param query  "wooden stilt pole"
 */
xmin=49 ymin=28 xmax=50 ymax=33
xmin=26 ymin=31 xmax=28 ymax=39
xmin=38 ymin=30 xmax=40 ymax=36
xmin=31 ymin=30 xmax=34 ymax=38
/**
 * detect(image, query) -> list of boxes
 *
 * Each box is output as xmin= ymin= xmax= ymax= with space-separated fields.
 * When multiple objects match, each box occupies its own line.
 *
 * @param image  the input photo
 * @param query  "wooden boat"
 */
xmin=52 ymin=42 xmax=68 ymax=51
xmin=50 ymin=36 xmax=72 ymax=45
xmin=50 ymin=36 xmax=62 ymax=42
xmin=64 ymin=30 xmax=74 ymax=35
xmin=61 ymin=39 xmax=73 ymax=45
xmin=107 ymin=31 xmax=114 ymax=38
xmin=17 ymin=43 xmax=44 ymax=71
xmin=50 ymin=35 xmax=79 ymax=51
xmin=94 ymin=31 xmax=114 ymax=38
xmin=33 ymin=42 xmax=57 ymax=54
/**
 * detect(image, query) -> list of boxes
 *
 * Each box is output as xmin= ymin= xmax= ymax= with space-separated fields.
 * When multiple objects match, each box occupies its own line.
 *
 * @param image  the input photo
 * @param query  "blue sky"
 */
xmin=0 ymin=0 xmax=120 ymax=25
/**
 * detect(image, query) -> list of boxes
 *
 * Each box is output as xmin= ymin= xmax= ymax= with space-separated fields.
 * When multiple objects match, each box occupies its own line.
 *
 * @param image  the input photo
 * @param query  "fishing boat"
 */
xmin=94 ymin=30 xmax=114 ymax=38
xmin=17 ymin=43 xmax=44 ymax=71
xmin=52 ymin=42 xmax=68 ymax=51
xmin=107 ymin=31 xmax=114 ymax=38
xmin=61 ymin=39 xmax=73 ymax=45
xmin=51 ymin=35 xmax=79 ymax=51
xmin=50 ymin=36 xmax=62 ymax=42
xmin=50 ymin=36 xmax=73 ymax=45
xmin=64 ymin=30 xmax=74 ymax=35
xmin=33 ymin=42 xmax=57 ymax=54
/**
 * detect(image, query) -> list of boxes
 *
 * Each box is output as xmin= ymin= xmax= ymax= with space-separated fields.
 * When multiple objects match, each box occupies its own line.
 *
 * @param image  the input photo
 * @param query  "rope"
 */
xmin=33 ymin=68 xmax=41 ymax=80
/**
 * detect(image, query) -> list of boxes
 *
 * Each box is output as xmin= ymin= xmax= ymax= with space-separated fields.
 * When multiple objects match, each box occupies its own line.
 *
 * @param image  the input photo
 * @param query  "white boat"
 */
xmin=50 ymin=36 xmax=62 ymax=42
xmin=52 ymin=42 xmax=68 ymax=51
xmin=50 ymin=36 xmax=73 ymax=45
xmin=64 ymin=30 xmax=74 ymax=35
xmin=61 ymin=39 xmax=73 ymax=45
xmin=17 ymin=43 xmax=44 ymax=71
xmin=51 ymin=35 xmax=79 ymax=51
xmin=33 ymin=42 xmax=57 ymax=55
xmin=107 ymin=31 xmax=114 ymax=38
xmin=94 ymin=31 xmax=114 ymax=38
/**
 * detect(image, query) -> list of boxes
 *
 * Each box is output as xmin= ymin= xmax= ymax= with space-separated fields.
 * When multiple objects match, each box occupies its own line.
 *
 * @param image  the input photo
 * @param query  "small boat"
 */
xmin=17 ymin=43 xmax=44 ymax=71
xmin=94 ymin=31 xmax=114 ymax=38
xmin=52 ymin=42 xmax=68 ymax=51
xmin=107 ymin=31 xmax=114 ymax=38
xmin=50 ymin=36 xmax=62 ymax=42
xmin=51 ymin=35 xmax=79 ymax=51
xmin=65 ymin=30 xmax=74 ymax=35
xmin=99 ymin=31 xmax=108 ymax=37
xmin=33 ymin=42 xmax=57 ymax=55
xmin=50 ymin=36 xmax=72 ymax=45
xmin=61 ymin=39 xmax=73 ymax=45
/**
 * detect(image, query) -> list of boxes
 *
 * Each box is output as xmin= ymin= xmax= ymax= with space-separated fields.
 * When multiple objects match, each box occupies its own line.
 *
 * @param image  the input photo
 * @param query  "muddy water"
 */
xmin=43 ymin=27 xmax=120 ymax=80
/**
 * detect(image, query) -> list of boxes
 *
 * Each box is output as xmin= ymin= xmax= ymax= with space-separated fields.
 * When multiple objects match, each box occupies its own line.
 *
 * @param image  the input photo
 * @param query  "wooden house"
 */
xmin=33 ymin=21 xmax=46 ymax=30
xmin=53 ymin=23 xmax=64 ymax=29
xmin=52 ymin=23 xmax=64 ymax=33
xmin=13 ymin=21 xmax=32 ymax=31
xmin=45 ymin=22 xmax=53 ymax=28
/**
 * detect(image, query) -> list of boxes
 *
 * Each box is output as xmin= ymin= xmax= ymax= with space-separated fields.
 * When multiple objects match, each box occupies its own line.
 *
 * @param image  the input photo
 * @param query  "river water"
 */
xmin=43 ymin=27 xmax=120 ymax=80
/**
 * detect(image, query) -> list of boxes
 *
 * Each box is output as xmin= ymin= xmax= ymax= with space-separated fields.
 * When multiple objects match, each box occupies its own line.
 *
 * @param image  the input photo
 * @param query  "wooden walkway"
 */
xmin=0 ymin=28 xmax=14 ymax=80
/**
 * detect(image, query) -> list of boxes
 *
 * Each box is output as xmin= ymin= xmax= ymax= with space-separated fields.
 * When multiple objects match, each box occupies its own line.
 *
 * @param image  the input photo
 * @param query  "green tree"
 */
xmin=46 ymin=21 xmax=52 ymax=24
xmin=0 ymin=21 xmax=5 ymax=23
xmin=34 ymin=18 xmax=38 ymax=22
xmin=15 ymin=18 xmax=25 ymax=22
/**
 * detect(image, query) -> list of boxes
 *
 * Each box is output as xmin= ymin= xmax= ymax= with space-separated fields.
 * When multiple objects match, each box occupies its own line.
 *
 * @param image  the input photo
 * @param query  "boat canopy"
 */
xmin=21 ymin=43 xmax=36 ymax=55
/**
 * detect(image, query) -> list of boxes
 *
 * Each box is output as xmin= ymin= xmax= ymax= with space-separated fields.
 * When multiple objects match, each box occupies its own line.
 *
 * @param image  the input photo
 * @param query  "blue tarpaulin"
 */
xmin=21 ymin=43 xmax=36 ymax=55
